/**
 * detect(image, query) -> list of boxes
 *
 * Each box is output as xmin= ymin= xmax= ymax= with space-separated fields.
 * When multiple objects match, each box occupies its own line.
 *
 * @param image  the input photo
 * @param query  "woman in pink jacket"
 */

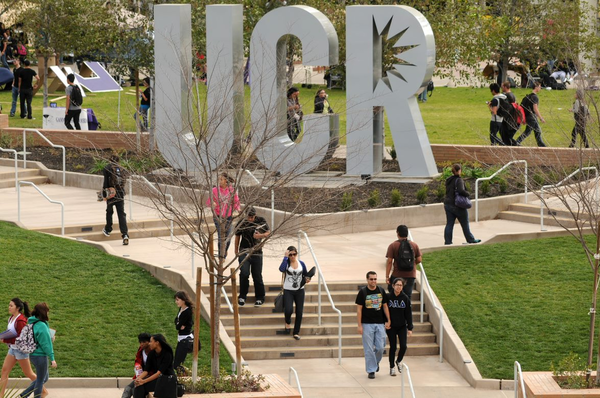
xmin=206 ymin=173 xmax=240 ymax=258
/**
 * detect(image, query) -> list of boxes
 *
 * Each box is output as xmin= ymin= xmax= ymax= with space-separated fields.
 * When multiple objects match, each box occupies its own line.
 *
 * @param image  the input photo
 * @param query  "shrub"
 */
xmin=416 ymin=186 xmax=428 ymax=204
xmin=340 ymin=192 xmax=352 ymax=211
xmin=180 ymin=367 xmax=268 ymax=394
xmin=390 ymin=188 xmax=402 ymax=207
xmin=533 ymin=173 xmax=546 ymax=186
xmin=436 ymin=182 xmax=445 ymax=201
xmin=387 ymin=145 xmax=397 ymax=160
xmin=498 ymin=178 xmax=508 ymax=193
xmin=90 ymin=158 xmax=108 ymax=174
xmin=551 ymin=353 xmax=587 ymax=389
xmin=0 ymin=133 xmax=13 ymax=148
xmin=480 ymin=180 xmax=490 ymax=196
xmin=367 ymin=189 xmax=381 ymax=207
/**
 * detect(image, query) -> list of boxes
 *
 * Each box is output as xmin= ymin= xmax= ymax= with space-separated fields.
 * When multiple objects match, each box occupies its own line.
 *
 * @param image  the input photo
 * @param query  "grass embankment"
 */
xmin=0 ymin=221 xmax=231 ymax=377
xmin=0 ymin=83 xmax=582 ymax=147
xmin=425 ymin=235 xmax=596 ymax=379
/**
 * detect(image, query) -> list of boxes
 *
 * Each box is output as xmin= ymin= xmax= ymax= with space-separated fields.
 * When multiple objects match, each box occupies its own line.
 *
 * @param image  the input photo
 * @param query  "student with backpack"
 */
xmin=516 ymin=81 xmax=547 ymax=147
xmin=65 ymin=73 xmax=83 ymax=130
xmin=487 ymin=83 xmax=506 ymax=145
xmin=385 ymin=225 xmax=422 ymax=299
xmin=102 ymin=154 xmax=129 ymax=245
xmin=569 ymin=90 xmax=590 ymax=148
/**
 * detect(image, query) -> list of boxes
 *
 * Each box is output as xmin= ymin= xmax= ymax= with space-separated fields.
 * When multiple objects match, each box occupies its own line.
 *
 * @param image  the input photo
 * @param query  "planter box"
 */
xmin=522 ymin=371 xmax=600 ymax=397
xmin=175 ymin=374 xmax=301 ymax=398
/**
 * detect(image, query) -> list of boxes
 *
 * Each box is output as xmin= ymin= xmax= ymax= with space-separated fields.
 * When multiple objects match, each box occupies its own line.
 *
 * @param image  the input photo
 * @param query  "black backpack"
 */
xmin=70 ymin=85 xmax=83 ymax=107
xmin=394 ymin=239 xmax=415 ymax=272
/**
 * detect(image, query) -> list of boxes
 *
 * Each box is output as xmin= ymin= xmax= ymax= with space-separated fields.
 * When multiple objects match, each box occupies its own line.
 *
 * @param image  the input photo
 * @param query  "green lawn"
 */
xmin=0 ymin=82 xmax=582 ymax=148
xmin=425 ymin=235 xmax=596 ymax=379
xmin=0 ymin=221 xmax=231 ymax=377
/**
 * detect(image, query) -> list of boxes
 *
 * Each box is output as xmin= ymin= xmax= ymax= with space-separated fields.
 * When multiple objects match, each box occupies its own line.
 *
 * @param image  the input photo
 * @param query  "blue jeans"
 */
xmin=444 ymin=203 xmax=475 ymax=244
xmin=517 ymin=116 xmax=546 ymax=147
xmin=10 ymin=85 xmax=18 ymax=115
xmin=418 ymin=89 xmax=427 ymax=102
xmin=1 ymin=53 xmax=8 ymax=69
xmin=213 ymin=216 xmax=232 ymax=258
xmin=134 ymin=104 xmax=150 ymax=130
xmin=20 ymin=355 xmax=48 ymax=398
xmin=361 ymin=323 xmax=386 ymax=373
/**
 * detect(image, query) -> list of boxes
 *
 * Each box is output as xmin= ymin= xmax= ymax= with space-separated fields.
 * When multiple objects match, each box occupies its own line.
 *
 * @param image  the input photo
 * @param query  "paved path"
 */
xmin=0 ymin=177 xmax=556 ymax=397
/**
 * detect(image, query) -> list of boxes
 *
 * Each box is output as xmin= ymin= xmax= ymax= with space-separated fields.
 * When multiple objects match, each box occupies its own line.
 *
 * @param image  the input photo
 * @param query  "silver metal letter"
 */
xmin=346 ymin=5 xmax=437 ymax=177
xmin=250 ymin=5 xmax=338 ymax=176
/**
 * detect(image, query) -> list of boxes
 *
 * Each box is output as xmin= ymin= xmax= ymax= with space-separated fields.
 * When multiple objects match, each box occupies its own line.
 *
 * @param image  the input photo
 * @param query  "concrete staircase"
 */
xmin=209 ymin=281 xmax=439 ymax=360
xmin=0 ymin=167 xmax=48 ymax=188
xmin=497 ymin=203 xmax=581 ymax=228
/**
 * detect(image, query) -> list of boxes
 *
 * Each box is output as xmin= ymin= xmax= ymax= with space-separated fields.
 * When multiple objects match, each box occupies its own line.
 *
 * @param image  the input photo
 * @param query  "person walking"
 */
xmin=173 ymin=291 xmax=194 ymax=372
xmin=9 ymin=58 xmax=21 ymax=117
xmin=386 ymin=278 xmax=413 ymax=376
xmin=133 ymin=334 xmax=175 ymax=398
xmin=0 ymin=298 xmax=38 ymax=398
xmin=234 ymin=207 xmax=270 ymax=307
xmin=385 ymin=225 xmax=422 ymax=299
xmin=444 ymin=164 xmax=480 ymax=245
xmin=356 ymin=271 xmax=390 ymax=379
xmin=569 ymin=90 xmax=590 ymax=148
xmin=19 ymin=303 xmax=56 ymax=398
xmin=64 ymin=73 xmax=82 ymax=130
xmin=278 ymin=246 xmax=313 ymax=340
xmin=501 ymin=81 xmax=516 ymax=104
xmin=487 ymin=83 xmax=505 ymax=145
xmin=516 ymin=82 xmax=547 ymax=147
xmin=18 ymin=60 xmax=39 ymax=120
xmin=206 ymin=173 xmax=240 ymax=259
xmin=102 ymin=155 xmax=129 ymax=245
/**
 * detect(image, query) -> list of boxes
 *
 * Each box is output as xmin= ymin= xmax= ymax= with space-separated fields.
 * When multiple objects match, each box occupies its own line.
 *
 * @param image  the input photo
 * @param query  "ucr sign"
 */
xmin=154 ymin=4 xmax=436 ymax=177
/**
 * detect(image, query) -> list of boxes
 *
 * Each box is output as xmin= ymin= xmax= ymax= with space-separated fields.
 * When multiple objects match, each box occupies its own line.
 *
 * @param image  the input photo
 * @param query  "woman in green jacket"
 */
xmin=19 ymin=303 xmax=56 ymax=398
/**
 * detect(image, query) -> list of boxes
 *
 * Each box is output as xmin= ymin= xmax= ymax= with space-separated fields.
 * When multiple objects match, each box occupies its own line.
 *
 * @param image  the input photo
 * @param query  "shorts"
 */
xmin=8 ymin=346 xmax=29 ymax=360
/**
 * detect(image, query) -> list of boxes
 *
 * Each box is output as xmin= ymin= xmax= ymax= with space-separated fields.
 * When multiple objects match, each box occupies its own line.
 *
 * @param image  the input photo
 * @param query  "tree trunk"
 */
xmin=593 ymin=224 xmax=600 ymax=386
xmin=211 ymin=260 xmax=223 ymax=378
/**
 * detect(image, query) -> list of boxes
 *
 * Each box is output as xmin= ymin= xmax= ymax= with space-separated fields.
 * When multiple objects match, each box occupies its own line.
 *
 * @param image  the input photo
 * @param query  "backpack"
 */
xmin=14 ymin=321 xmax=39 ymax=354
xmin=511 ymin=102 xmax=526 ymax=126
xmin=495 ymin=94 xmax=512 ymax=120
xmin=426 ymin=80 xmax=434 ymax=97
xmin=394 ymin=239 xmax=415 ymax=272
xmin=70 ymin=85 xmax=83 ymax=107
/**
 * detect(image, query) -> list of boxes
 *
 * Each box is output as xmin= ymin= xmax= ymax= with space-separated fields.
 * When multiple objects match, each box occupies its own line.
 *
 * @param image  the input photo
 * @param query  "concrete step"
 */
xmin=497 ymin=210 xmax=579 ymax=228
xmin=219 ymin=311 xmax=428 ymax=327
xmin=506 ymin=203 xmax=581 ymax=220
xmin=226 ymin=322 xmax=433 ymax=337
xmin=0 ymin=168 xmax=43 ymax=179
xmin=216 ymin=300 xmax=422 ymax=315
xmin=0 ymin=175 xmax=48 ymax=188
xmin=70 ymin=226 xmax=186 ymax=241
xmin=218 ymin=281 xmax=406 ymax=294
xmin=33 ymin=219 xmax=174 ymax=235
xmin=238 ymin=332 xmax=437 ymax=349
xmin=240 ymin=343 xmax=440 ymax=360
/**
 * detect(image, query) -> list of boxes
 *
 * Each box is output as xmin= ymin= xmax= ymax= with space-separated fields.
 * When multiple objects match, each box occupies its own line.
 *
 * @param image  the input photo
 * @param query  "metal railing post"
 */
xmin=22 ymin=129 xmax=66 ymax=186
xmin=18 ymin=181 xmax=65 ymax=235
xmin=475 ymin=160 xmax=528 ymax=222
xmin=289 ymin=367 xmax=304 ymax=398
xmin=400 ymin=363 xmax=416 ymax=398
xmin=0 ymin=148 xmax=18 ymax=191
xmin=514 ymin=361 xmax=527 ymax=398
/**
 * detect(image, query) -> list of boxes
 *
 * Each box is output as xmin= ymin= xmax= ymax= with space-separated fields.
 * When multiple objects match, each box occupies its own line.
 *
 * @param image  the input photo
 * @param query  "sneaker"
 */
xmin=468 ymin=239 xmax=481 ymax=244
xmin=238 ymin=298 xmax=245 ymax=307
xmin=390 ymin=368 xmax=396 ymax=377
xmin=293 ymin=334 xmax=301 ymax=340
xmin=368 ymin=372 xmax=375 ymax=379
xmin=122 ymin=235 xmax=129 ymax=245
xmin=9 ymin=113 xmax=14 ymax=117
xmin=102 ymin=228 xmax=110 ymax=237
xmin=254 ymin=300 xmax=264 ymax=307
xmin=396 ymin=360 xmax=403 ymax=373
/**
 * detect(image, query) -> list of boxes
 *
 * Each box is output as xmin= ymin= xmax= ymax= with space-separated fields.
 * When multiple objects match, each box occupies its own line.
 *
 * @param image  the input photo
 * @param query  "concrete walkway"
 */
xmin=0 ymin=175 xmax=557 ymax=397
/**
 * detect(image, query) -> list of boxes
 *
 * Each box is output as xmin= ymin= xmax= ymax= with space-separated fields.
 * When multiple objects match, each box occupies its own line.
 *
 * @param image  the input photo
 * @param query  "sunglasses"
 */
xmin=288 ymin=253 xmax=297 ymax=256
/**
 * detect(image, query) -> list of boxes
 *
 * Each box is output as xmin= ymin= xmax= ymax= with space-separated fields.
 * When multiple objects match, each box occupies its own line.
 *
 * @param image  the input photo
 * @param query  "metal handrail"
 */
xmin=243 ymin=169 xmax=274 ymax=229
xmin=288 ymin=367 xmax=303 ymax=398
xmin=514 ymin=361 xmax=527 ymax=398
xmin=128 ymin=175 xmax=174 ymax=240
xmin=22 ymin=129 xmax=65 ymax=186
xmin=475 ymin=160 xmax=528 ymax=222
xmin=419 ymin=263 xmax=444 ymax=363
xmin=191 ymin=232 xmax=233 ymax=313
xmin=18 ymin=181 xmax=64 ymax=235
xmin=297 ymin=230 xmax=343 ymax=365
xmin=540 ymin=167 xmax=598 ymax=231
xmin=400 ymin=363 xmax=416 ymax=398
xmin=0 ymin=147 xmax=18 ymax=191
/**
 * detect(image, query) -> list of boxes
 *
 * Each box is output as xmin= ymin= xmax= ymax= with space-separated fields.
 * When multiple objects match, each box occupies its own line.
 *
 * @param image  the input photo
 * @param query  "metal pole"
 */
xmin=524 ymin=163 xmax=528 ymax=204
xmin=540 ymin=188 xmax=545 ymax=231
xmin=475 ymin=180 xmax=479 ymax=222
xmin=128 ymin=179 xmax=133 ymax=221
xmin=17 ymin=182 xmax=21 ymax=222
xmin=22 ymin=130 xmax=26 ymax=168
xmin=420 ymin=269 xmax=424 ymax=323
xmin=117 ymin=77 xmax=122 ymax=128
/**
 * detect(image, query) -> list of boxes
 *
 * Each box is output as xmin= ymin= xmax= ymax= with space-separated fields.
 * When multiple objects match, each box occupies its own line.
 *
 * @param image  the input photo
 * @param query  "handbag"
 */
xmin=273 ymin=267 xmax=286 ymax=313
xmin=454 ymin=179 xmax=472 ymax=209
xmin=181 ymin=336 xmax=195 ymax=354
xmin=154 ymin=374 xmax=178 ymax=398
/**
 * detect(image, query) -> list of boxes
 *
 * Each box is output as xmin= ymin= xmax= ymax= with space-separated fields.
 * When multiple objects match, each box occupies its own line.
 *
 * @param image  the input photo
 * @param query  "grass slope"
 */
xmin=0 ymin=221 xmax=231 ymax=377
xmin=425 ymin=235 xmax=596 ymax=379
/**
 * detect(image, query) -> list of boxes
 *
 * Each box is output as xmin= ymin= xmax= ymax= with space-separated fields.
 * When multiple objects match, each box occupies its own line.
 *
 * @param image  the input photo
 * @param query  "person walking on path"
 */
xmin=356 ymin=271 xmax=390 ymax=379
xmin=64 ymin=73 xmax=82 ymax=130
xmin=235 ymin=207 xmax=270 ymax=308
xmin=206 ymin=173 xmax=240 ymax=259
xmin=569 ymin=89 xmax=590 ymax=148
xmin=0 ymin=298 xmax=38 ymax=398
xmin=278 ymin=246 xmax=313 ymax=340
xmin=516 ymin=82 xmax=547 ymax=147
xmin=385 ymin=225 xmax=422 ymax=299
xmin=173 ymin=291 xmax=194 ymax=372
xmin=18 ymin=60 xmax=38 ymax=120
xmin=444 ymin=164 xmax=481 ymax=245
xmin=19 ymin=303 xmax=57 ymax=398
xmin=9 ymin=58 xmax=21 ymax=117
xmin=501 ymin=81 xmax=516 ymax=104
xmin=102 ymin=154 xmax=129 ymax=245
xmin=386 ymin=278 xmax=413 ymax=377
xmin=487 ymin=83 xmax=505 ymax=145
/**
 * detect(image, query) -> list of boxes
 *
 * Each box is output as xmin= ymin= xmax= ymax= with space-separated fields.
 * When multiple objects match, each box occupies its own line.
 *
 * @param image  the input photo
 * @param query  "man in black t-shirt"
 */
xmin=234 ymin=207 xmax=270 ymax=307
xmin=18 ymin=59 xmax=39 ymax=119
xmin=355 ymin=271 xmax=391 ymax=379
xmin=516 ymin=81 xmax=547 ymax=147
